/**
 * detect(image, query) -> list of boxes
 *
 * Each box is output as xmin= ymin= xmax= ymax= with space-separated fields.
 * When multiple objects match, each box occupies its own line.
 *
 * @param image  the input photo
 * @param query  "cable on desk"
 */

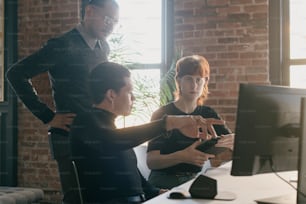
xmin=269 ymin=157 xmax=306 ymax=198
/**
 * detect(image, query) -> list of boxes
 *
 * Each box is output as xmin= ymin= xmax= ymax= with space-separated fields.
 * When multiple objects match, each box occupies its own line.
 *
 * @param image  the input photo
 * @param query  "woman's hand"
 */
xmin=166 ymin=115 xmax=225 ymax=139
xmin=210 ymin=134 xmax=235 ymax=167
xmin=178 ymin=140 xmax=215 ymax=167
xmin=215 ymin=133 xmax=235 ymax=150
xmin=210 ymin=149 xmax=233 ymax=167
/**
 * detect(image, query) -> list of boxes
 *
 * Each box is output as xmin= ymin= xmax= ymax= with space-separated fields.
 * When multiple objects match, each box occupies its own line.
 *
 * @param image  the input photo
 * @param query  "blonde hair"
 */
xmin=174 ymin=55 xmax=210 ymax=105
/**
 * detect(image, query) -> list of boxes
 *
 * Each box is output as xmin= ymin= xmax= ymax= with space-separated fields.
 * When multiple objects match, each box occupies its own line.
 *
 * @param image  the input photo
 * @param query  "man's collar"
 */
xmin=91 ymin=107 xmax=117 ymax=121
xmin=76 ymin=23 xmax=100 ymax=50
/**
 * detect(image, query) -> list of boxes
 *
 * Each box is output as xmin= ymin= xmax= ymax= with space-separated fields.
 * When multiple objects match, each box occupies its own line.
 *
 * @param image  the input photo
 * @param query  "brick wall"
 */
xmin=174 ymin=0 xmax=269 ymax=130
xmin=16 ymin=0 xmax=269 ymax=203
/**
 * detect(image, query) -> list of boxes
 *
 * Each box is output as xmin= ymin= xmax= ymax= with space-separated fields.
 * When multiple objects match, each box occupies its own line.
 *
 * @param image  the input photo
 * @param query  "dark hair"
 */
xmin=88 ymin=0 xmax=118 ymax=7
xmin=89 ymin=62 xmax=130 ymax=104
xmin=82 ymin=0 xmax=119 ymax=19
xmin=174 ymin=55 xmax=210 ymax=105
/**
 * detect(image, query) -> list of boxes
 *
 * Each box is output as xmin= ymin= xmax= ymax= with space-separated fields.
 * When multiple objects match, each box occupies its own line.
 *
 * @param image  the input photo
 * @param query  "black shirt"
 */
xmin=6 ymin=28 xmax=109 ymax=124
xmin=147 ymin=103 xmax=231 ymax=174
xmin=70 ymin=108 xmax=167 ymax=202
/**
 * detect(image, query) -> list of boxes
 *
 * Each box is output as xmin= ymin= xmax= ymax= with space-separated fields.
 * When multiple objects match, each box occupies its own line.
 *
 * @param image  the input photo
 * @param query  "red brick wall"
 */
xmin=16 ymin=0 xmax=269 ymax=203
xmin=174 ymin=0 xmax=269 ymax=130
xmin=17 ymin=0 xmax=80 ymax=203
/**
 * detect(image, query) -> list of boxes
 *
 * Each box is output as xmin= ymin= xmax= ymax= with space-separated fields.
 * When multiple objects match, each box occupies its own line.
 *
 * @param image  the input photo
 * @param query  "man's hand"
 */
xmin=166 ymin=115 xmax=225 ymax=139
xmin=159 ymin=189 xmax=168 ymax=195
xmin=48 ymin=113 xmax=76 ymax=131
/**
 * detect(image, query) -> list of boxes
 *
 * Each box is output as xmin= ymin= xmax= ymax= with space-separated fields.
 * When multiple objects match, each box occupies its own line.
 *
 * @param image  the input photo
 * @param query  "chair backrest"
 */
xmin=134 ymin=144 xmax=151 ymax=180
xmin=71 ymin=160 xmax=84 ymax=204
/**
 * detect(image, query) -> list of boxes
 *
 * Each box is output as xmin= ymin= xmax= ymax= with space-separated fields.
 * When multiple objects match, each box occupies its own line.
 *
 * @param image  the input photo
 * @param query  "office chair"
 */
xmin=71 ymin=160 xmax=84 ymax=204
xmin=134 ymin=145 xmax=151 ymax=180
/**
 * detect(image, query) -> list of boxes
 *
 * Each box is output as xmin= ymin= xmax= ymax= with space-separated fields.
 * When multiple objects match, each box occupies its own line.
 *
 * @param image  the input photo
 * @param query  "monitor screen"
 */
xmin=231 ymin=83 xmax=306 ymax=176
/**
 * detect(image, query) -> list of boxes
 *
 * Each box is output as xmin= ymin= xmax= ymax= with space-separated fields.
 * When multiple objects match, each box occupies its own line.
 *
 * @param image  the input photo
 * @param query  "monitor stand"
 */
xmin=256 ymin=97 xmax=306 ymax=204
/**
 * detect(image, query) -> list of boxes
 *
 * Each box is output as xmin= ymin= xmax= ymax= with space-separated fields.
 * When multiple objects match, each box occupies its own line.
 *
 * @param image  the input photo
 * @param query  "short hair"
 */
xmin=89 ymin=62 xmax=130 ymax=104
xmin=81 ymin=0 xmax=119 ymax=19
xmin=174 ymin=55 xmax=210 ymax=105
xmin=88 ymin=0 xmax=118 ymax=8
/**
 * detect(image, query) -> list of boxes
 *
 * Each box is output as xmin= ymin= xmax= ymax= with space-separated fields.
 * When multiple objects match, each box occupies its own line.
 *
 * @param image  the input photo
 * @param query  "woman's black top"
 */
xmin=147 ymin=103 xmax=231 ymax=174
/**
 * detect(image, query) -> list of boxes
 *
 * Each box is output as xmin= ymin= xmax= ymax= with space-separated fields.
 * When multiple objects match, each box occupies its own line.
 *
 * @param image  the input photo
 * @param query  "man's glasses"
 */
xmin=91 ymin=5 xmax=118 ymax=26
xmin=103 ymin=15 xmax=118 ymax=26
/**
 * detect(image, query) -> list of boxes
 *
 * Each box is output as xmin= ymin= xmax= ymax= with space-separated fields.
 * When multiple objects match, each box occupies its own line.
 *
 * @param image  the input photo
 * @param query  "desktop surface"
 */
xmin=144 ymin=162 xmax=297 ymax=204
xmin=255 ymin=194 xmax=296 ymax=204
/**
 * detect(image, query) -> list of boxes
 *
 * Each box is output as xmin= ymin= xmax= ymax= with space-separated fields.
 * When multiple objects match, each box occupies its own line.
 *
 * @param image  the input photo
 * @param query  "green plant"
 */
xmin=159 ymin=50 xmax=183 ymax=106
xmin=113 ymin=71 xmax=161 ymax=127
xmin=108 ymin=33 xmax=138 ymax=65
xmin=109 ymin=32 xmax=182 ymax=126
xmin=109 ymin=33 xmax=160 ymax=126
xmin=131 ymin=72 xmax=160 ymax=121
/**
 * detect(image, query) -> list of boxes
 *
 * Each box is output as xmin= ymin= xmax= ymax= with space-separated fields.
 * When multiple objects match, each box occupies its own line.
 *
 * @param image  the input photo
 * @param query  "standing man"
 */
xmin=6 ymin=0 xmax=119 ymax=203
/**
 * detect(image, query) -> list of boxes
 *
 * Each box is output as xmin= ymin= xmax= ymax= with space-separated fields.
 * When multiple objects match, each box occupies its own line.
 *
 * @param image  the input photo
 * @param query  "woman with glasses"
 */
xmin=146 ymin=55 xmax=234 ymax=189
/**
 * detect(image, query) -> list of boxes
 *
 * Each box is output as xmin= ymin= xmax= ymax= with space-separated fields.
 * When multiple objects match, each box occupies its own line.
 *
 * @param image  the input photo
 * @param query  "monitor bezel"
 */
xmin=231 ymin=83 xmax=305 ymax=176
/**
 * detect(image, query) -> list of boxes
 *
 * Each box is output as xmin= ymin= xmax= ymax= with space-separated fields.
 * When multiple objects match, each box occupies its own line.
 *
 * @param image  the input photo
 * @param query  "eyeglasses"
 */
xmin=91 ymin=5 xmax=118 ymax=26
xmin=103 ymin=15 xmax=118 ymax=26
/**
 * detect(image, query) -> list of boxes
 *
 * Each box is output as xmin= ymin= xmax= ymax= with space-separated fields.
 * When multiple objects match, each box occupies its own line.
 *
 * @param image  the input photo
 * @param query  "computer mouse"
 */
xmin=169 ymin=191 xmax=188 ymax=199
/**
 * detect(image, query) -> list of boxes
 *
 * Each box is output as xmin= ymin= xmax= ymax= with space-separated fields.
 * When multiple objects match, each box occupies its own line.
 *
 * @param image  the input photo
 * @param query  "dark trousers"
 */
xmin=48 ymin=131 xmax=81 ymax=204
xmin=148 ymin=171 xmax=196 ymax=189
xmin=102 ymin=194 xmax=146 ymax=204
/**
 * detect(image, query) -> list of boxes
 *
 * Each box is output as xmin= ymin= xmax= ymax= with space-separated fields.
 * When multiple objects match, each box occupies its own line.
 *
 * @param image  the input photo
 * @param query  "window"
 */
xmin=269 ymin=0 xmax=306 ymax=88
xmin=108 ymin=0 xmax=173 ymax=127
xmin=288 ymin=0 xmax=306 ymax=88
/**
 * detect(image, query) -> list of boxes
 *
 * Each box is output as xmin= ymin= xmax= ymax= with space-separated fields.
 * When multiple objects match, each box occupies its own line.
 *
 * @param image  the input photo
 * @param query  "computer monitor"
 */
xmin=297 ymin=97 xmax=306 ymax=203
xmin=231 ymin=83 xmax=306 ymax=176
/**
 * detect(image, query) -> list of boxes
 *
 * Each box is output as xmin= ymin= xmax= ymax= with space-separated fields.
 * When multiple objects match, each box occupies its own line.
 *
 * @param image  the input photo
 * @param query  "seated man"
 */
xmin=70 ymin=62 xmax=224 ymax=203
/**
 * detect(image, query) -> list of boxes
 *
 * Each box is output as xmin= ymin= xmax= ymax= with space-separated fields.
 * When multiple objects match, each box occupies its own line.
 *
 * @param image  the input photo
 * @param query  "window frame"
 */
xmin=269 ymin=0 xmax=306 ymax=86
xmin=112 ymin=0 xmax=174 ymax=127
xmin=116 ymin=0 xmax=174 ymax=75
